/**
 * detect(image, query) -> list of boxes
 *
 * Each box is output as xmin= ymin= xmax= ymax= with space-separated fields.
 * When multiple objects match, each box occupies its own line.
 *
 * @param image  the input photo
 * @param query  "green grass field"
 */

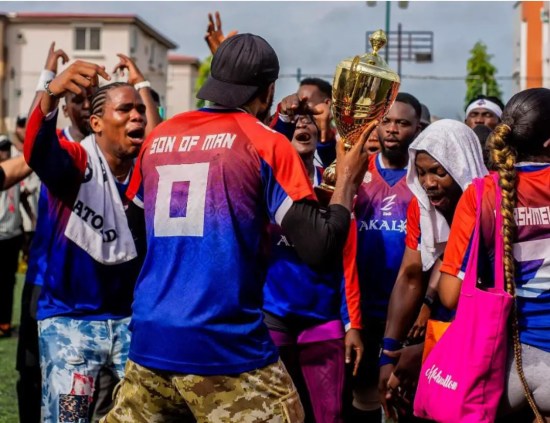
xmin=0 ymin=274 xmax=24 ymax=423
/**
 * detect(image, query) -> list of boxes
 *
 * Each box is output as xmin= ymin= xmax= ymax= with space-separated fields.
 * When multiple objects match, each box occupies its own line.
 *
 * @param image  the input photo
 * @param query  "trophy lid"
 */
xmin=337 ymin=29 xmax=400 ymax=83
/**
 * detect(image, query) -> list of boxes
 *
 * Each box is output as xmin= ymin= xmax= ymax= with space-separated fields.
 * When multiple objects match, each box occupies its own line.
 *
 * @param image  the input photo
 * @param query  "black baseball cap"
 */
xmin=197 ymin=33 xmax=279 ymax=108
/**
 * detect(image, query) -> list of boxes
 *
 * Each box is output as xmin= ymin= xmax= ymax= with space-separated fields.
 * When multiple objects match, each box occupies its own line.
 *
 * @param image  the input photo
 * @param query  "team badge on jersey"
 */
xmin=363 ymin=171 xmax=372 ymax=184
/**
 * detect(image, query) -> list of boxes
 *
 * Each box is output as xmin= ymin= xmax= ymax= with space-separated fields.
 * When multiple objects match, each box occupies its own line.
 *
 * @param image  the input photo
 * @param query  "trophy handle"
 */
xmin=344 ymin=56 xmax=362 ymax=115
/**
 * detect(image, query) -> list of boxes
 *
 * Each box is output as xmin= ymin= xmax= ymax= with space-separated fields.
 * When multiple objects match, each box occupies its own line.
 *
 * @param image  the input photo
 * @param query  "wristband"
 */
xmin=134 ymin=80 xmax=151 ymax=91
xmin=35 ymin=69 xmax=56 ymax=92
xmin=379 ymin=337 xmax=401 ymax=367
xmin=423 ymin=295 xmax=435 ymax=309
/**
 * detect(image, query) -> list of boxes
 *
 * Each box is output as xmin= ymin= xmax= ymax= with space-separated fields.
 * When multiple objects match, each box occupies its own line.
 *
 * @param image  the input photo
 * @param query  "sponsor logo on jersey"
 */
xmin=380 ymin=194 xmax=397 ymax=215
xmin=358 ymin=219 xmax=407 ymax=233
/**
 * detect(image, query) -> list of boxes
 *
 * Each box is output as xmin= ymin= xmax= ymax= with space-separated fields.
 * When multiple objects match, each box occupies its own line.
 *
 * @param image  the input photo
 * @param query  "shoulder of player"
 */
xmin=235 ymin=114 xmax=286 ymax=138
xmin=237 ymin=115 xmax=296 ymax=152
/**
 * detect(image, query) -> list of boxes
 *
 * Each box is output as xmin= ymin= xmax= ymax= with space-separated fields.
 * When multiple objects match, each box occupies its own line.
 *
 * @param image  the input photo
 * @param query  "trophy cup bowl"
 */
xmin=315 ymin=30 xmax=400 ymax=204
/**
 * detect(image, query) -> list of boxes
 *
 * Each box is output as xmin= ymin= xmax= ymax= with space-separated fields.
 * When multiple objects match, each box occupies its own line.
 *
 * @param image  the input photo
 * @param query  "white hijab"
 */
xmin=407 ymin=119 xmax=488 ymax=270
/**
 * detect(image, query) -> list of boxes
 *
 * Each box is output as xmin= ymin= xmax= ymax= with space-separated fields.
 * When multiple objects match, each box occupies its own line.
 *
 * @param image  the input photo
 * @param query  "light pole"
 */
xmin=366 ymin=1 xmax=409 ymax=62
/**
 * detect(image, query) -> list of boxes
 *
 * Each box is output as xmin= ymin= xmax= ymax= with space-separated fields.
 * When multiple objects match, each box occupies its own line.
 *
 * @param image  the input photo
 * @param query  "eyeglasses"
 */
xmin=293 ymin=114 xmax=314 ymax=124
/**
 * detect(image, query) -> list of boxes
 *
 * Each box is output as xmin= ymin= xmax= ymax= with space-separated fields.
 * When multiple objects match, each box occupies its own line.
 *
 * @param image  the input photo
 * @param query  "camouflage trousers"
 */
xmin=101 ymin=358 xmax=305 ymax=423
xmin=38 ymin=316 xmax=131 ymax=423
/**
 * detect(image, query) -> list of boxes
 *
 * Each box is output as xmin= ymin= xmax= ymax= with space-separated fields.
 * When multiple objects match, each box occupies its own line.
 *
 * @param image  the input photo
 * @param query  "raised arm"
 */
xmin=113 ymin=53 xmax=162 ymax=135
xmin=24 ymin=61 xmax=110 ymax=198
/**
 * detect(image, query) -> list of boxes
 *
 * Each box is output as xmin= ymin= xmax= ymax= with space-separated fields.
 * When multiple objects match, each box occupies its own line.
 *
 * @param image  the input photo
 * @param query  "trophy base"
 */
xmin=314 ymin=183 xmax=335 ymax=207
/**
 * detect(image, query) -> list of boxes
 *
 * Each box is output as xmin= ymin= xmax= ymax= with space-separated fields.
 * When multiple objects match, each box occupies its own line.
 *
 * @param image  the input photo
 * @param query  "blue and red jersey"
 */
xmin=24 ymin=107 xmax=139 ymax=321
xmin=126 ymin=107 xmax=316 ymax=375
xmin=26 ymin=128 xmax=74 ymax=287
xmin=442 ymin=164 xmax=550 ymax=352
xmin=354 ymin=153 xmax=413 ymax=320
xmin=263 ymin=168 xmax=362 ymax=331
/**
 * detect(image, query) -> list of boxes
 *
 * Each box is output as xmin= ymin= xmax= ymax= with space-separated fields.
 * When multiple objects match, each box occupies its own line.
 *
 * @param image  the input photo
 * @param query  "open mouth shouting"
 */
xmin=294 ymin=130 xmax=313 ymax=143
xmin=126 ymin=127 xmax=145 ymax=145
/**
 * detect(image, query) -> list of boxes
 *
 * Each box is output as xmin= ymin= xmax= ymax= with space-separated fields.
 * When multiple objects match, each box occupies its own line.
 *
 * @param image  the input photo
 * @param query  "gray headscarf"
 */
xmin=407 ymin=119 xmax=488 ymax=270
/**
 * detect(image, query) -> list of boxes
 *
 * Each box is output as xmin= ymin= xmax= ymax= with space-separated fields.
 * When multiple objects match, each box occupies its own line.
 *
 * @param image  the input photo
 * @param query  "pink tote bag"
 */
xmin=413 ymin=177 xmax=514 ymax=423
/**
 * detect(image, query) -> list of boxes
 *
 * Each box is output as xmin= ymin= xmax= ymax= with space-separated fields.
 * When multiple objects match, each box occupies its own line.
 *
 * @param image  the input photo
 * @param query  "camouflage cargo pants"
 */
xmin=101 ymin=358 xmax=305 ymax=423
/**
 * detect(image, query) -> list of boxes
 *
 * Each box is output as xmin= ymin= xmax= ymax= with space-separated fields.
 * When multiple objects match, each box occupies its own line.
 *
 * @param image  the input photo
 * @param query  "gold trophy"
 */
xmin=316 ymin=30 xmax=400 ymax=203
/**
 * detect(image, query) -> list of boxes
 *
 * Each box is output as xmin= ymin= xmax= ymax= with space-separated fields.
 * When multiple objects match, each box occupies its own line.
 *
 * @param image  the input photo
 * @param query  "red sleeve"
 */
xmin=24 ymin=105 xmax=87 ymax=198
xmin=249 ymin=121 xmax=316 ymax=203
xmin=440 ymin=184 xmax=478 ymax=278
xmin=343 ymin=214 xmax=362 ymax=329
xmin=126 ymin=135 xmax=153 ymax=208
xmin=268 ymin=103 xmax=282 ymax=128
xmin=405 ymin=196 xmax=421 ymax=250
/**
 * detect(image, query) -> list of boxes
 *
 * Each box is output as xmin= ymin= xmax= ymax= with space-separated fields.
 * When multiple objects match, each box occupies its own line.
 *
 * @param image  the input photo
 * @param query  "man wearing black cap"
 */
xmin=103 ymin=34 xmax=374 ymax=422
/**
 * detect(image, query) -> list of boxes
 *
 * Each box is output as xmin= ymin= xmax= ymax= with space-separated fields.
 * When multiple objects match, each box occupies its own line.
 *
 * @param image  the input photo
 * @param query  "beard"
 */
xmin=380 ymin=139 xmax=409 ymax=163
xmin=256 ymin=90 xmax=274 ymax=124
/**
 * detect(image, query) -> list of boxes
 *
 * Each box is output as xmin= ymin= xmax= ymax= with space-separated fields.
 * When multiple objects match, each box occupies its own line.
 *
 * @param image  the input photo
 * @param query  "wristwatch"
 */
xmin=44 ymin=81 xmax=60 ymax=99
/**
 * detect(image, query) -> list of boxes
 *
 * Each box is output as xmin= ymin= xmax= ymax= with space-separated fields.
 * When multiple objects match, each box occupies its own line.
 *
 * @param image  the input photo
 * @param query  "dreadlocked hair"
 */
xmin=486 ymin=88 xmax=550 ymax=423
xmin=91 ymin=82 xmax=133 ymax=117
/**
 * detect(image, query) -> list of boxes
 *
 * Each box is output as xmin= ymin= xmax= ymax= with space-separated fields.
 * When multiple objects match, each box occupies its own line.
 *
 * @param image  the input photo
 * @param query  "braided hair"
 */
xmin=90 ymin=82 xmax=133 ymax=117
xmin=486 ymin=88 xmax=550 ymax=422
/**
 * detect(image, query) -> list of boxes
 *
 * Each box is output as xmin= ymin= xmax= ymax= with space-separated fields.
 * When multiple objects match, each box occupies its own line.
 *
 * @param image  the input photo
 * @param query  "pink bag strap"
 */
xmin=461 ymin=178 xmax=484 ymax=294
xmin=463 ymin=177 xmax=506 ymax=293
xmin=492 ymin=173 xmax=505 ymax=292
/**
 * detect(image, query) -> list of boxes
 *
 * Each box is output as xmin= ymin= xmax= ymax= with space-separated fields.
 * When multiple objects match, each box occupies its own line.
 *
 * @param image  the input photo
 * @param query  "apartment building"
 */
xmin=0 ymin=12 xmax=199 ymax=132
xmin=512 ymin=1 xmax=550 ymax=92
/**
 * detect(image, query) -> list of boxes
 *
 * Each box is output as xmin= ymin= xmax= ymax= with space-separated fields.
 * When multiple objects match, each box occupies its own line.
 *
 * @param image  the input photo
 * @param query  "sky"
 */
xmin=0 ymin=1 xmax=517 ymax=119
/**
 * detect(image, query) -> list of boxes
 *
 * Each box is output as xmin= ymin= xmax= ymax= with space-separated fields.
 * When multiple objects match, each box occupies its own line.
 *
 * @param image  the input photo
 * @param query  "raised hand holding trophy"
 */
xmin=316 ymin=30 xmax=400 ymax=203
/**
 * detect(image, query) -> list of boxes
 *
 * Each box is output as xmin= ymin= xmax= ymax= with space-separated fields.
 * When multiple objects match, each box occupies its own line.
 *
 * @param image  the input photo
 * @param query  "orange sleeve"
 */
xmin=405 ymin=196 xmax=421 ymax=250
xmin=440 ymin=184 xmax=478 ymax=278
xmin=342 ymin=214 xmax=362 ymax=330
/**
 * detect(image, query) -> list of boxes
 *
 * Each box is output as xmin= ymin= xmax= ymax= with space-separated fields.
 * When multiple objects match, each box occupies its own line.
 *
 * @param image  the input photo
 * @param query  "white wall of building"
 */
xmin=3 ymin=17 xmax=176 ymax=132
xmin=166 ymin=59 xmax=198 ymax=117
xmin=512 ymin=3 xmax=523 ymax=93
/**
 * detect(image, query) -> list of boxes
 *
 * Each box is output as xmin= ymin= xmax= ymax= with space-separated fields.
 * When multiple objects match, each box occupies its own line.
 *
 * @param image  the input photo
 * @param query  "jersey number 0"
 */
xmin=154 ymin=163 xmax=210 ymax=237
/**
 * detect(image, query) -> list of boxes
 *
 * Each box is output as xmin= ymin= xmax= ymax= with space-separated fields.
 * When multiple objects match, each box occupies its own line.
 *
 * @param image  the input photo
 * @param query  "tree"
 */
xmin=465 ymin=41 xmax=502 ymax=107
xmin=194 ymin=55 xmax=212 ymax=109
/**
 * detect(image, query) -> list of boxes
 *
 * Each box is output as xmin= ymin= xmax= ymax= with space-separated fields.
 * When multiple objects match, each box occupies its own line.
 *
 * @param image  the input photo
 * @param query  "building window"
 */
xmin=75 ymin=27 xmax=101 ymax=51
xmin=130 ymin=29 xmax=138 ymax=54
xmin=149 ymin=43 xmax=156 ymax=65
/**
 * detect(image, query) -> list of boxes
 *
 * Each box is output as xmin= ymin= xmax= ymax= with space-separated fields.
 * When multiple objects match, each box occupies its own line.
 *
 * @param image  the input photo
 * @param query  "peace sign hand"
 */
xmin=205 ymin=11 xmax=238 ymax=55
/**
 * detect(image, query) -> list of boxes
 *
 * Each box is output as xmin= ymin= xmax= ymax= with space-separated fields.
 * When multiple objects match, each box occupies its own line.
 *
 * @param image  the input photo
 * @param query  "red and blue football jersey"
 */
xmin=127 ymin=108 xmax=316 ymax=375
xmin=442 ymin=164 xmax=550 ymax=352
xmin=354 ymin=154 xmax=413 ymax=320
xmin=26 ymin=127 xmax=74 ymax=288
xmin=24 ymin=107 xmax=139 ymax=321
xmin=262 ymin=168 xmax=362 ymax=331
